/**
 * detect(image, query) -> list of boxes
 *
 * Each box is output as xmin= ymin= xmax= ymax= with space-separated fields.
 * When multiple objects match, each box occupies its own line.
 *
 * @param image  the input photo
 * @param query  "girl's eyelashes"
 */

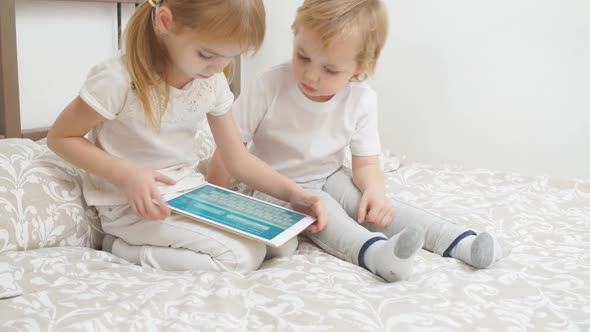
xmin=198 ymin=51 xmax=215 ymax=60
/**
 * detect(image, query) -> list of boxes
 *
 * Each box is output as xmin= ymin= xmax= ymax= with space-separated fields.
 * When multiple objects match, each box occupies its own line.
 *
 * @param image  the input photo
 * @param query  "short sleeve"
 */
xmin=208 ymin=73 xmax=235 ymax=116
xmin=349 ymin=89 xmax=382 ymax=156
xmin=79 ymin=57 xmax=130 ymax=120
xmin=232 ymin=74 xmax=270 ymax=143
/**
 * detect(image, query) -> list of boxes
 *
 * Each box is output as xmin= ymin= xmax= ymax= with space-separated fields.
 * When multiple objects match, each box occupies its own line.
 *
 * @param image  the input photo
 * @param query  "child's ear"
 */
xmin=155 ymin=6 xmax=174 ymax=34
xmin=352 ymin=67 xmax=366 ymax=82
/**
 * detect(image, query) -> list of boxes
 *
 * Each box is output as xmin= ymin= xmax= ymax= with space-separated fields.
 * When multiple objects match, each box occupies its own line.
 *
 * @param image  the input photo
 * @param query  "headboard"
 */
xmin=0 ymin=0 xmax=241 ymax=140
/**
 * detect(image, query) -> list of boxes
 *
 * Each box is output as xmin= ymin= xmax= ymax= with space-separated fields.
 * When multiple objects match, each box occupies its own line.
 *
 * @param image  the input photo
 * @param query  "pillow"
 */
xmin=0 ymin=139 xmax=102 ymax=253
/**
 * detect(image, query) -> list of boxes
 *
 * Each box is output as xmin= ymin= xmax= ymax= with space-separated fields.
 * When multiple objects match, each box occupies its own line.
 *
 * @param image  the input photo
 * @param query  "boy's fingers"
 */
xmin=367 ymin=208 xmax=381 ymax=225
xmin=357 ymin=211 xmax=366 ymax=224
xmin=377 ymin=209 xmax=388 ymax=226
xmin=383 ymin=208 xmax=394 ymax=226
xmin=357 ymin=198 xmax=368 ymax=224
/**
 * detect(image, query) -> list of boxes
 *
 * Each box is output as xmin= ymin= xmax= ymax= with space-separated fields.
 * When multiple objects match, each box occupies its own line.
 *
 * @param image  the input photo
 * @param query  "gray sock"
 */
xmin=450 ymin=232 xmax=506 ymax=268
xmin=364 ymin=225 xmax=425 ymax=282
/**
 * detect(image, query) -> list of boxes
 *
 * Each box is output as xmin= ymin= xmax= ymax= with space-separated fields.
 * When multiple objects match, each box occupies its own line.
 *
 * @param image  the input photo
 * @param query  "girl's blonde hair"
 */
xmin=124 ymin=0 xmax=265 ymax=129
xmin=292 ymin=0 xmax=388 ymax=80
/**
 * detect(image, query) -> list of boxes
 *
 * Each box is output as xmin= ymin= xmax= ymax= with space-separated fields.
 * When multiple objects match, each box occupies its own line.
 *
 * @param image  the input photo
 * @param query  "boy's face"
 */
xmin=291 ymin=26 xmax=362 ymax=102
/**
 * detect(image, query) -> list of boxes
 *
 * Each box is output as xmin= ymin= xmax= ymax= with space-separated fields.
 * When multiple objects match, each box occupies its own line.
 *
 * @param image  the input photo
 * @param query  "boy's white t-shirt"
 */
xmin=234 ymin=63 xmax=381 ymax=183
xmin=79 ymin=55 xmax=234 ymax=206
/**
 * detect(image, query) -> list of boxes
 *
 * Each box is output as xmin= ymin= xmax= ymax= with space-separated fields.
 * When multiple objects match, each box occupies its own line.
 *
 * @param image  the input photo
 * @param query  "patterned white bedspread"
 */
xmin=1 ymin=163 xmax=589 ymax=331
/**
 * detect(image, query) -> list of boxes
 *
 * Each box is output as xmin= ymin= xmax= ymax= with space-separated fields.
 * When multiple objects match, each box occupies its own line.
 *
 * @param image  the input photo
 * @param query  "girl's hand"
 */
xmin=114 ymin=164 xmax=177 ymax=220
xmin=289 ymin=191 xmax=327 ymax=233
xmin=358 ymin=188 xmax=394 ymax=227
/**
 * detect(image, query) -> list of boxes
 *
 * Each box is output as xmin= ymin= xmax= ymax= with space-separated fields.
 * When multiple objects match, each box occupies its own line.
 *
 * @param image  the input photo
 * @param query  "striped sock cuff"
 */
xmin=358 ymin=236 xmax=388 ymax=269
xmin=443 ymin=230 xmax=477 ymax=257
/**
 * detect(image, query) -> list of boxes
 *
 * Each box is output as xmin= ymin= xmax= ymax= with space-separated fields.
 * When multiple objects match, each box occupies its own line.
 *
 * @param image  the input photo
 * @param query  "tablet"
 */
xmin=166 ymin=183 xmax=316 ymax=247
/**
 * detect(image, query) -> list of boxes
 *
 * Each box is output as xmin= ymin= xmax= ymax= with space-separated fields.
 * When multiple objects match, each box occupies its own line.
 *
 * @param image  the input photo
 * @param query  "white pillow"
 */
xmin=0 ymin=139 xmax=102 ymax=253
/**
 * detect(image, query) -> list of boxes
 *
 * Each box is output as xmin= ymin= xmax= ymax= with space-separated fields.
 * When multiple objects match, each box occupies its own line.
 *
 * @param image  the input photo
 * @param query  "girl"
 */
xmin=47 ymin=0 xmax=325 ymax=272
xmin=208 ymin=0 xmax=507 ymax=282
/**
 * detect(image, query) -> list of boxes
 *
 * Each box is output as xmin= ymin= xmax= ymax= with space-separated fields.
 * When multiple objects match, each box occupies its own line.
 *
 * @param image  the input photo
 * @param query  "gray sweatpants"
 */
xmin=257 ymin=168 xmax=472 ymax=265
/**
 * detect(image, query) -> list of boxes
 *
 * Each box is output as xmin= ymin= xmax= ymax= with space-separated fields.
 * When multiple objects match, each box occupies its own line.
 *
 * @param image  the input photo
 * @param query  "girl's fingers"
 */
xmin=135 ymin=199 xmax=146 ymax=219
xmin=153 ymin=191 xmax=171 ymax=219
xmin=130 ymin=203 xmax=141 ymax=218
xmin=313 ymin=203 xmax=327 ymax=231
xmin=145 ymin=199 xmax=161 ymax=220
xmin=291 ymin=193 xmax=319 ymax=209
xmin=141 ymin=196 xmax=157 ymax=219
xmin=154 ymin=172 xmax=177 ymax=186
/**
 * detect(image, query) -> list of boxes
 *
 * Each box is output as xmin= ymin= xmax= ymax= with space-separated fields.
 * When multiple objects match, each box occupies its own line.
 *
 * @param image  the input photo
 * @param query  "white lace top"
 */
xmin=79 ymin=54 xmax=234 ymax=206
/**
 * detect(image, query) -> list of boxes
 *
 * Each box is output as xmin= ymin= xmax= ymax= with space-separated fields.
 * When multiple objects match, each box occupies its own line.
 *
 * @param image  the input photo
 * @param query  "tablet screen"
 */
xmin=167 ymin=184 xmax=309 ymax=241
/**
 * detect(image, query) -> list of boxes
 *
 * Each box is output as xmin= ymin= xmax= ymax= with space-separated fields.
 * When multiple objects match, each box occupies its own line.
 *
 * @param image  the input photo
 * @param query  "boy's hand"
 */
xmin=358 ymin=188 xmax=394 ymax=227
xmin=289 ymin=191 xmax=327 ymax=233
xmin=114 ymin=164 xmax=177 ymax=220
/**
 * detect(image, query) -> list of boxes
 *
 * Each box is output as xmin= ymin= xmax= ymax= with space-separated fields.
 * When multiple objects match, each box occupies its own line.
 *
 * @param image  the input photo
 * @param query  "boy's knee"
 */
xmin=324 ymin=168 xmax=355 ymax=190
xmin=323 ymin=169 xmax=362 ymax=211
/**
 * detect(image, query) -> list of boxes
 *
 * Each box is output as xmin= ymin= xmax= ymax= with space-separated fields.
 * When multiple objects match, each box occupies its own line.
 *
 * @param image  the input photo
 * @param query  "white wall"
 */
xmin=241 ymin=0 xmax=303 ymax=84
xmin=15 ymin=0 xmax=134 ymax=130
xmin=242 ymin=0 xmax=590 ymax=178
xmin=376 ymin=0 xmax=590 ymax=178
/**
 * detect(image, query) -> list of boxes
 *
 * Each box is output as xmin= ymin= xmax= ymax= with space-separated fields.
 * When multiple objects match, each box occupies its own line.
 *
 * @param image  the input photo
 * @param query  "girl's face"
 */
xmin=291 ymin=26 xmax=362 ymax=102
xmin=156 ymin=8 xmax=241 ymax=88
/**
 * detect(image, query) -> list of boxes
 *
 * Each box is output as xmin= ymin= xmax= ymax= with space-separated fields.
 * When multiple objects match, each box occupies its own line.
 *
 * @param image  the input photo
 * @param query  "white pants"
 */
xmin=96 ymin=204 xmax=266 ymax=272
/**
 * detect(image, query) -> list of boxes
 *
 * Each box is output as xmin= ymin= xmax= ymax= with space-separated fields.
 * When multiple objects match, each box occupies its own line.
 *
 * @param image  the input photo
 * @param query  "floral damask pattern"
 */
xmin=1 ymin=153 xmax=588 ymax=331
xmin=0 ymin=139 xmax=102 ymax=253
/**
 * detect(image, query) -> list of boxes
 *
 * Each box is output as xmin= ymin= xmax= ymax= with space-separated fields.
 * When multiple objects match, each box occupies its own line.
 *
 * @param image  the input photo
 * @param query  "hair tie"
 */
xmin=148 ymin=0 xmax=161 ymax=8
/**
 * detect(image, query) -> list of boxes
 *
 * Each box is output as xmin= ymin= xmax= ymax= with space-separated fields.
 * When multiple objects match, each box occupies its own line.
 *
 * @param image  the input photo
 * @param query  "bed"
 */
xmin=1 ymin=1 xmax=589 ymax=331
xmin=1 ymin=134 xmax=589 ymax=331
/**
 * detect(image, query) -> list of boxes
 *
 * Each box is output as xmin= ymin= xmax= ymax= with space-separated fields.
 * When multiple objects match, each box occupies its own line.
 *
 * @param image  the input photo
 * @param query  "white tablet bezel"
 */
xmin=166 ymin=183 xmax=316 ymax=247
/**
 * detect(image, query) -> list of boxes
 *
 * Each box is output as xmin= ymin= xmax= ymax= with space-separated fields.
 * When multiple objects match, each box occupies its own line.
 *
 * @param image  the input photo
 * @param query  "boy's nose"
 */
xmin=303 ymin=67 xmax=319 ymax=82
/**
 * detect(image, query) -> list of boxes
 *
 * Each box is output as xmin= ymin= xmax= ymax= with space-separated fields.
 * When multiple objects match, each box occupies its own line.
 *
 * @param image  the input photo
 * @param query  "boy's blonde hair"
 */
xmin=124 ymin=0 xmax=265 ymax=129
xmin=292 ymin=0 xmax=388 ymax=80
